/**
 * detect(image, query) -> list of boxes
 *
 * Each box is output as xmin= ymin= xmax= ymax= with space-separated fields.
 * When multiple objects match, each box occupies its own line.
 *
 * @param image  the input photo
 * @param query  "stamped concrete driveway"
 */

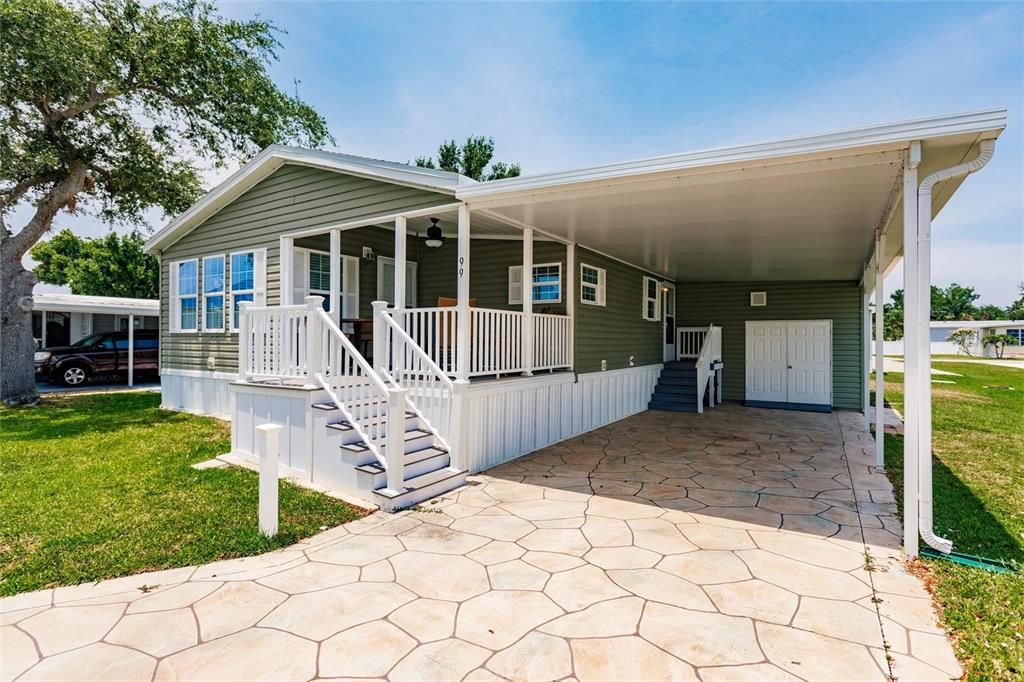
xmin=1 ymin=405 xmax=960 ymax=681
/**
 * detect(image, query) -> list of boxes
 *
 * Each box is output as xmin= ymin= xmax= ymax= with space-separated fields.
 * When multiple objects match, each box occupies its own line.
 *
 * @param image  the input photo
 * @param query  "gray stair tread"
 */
xmin=354 ymin=447 xmax=449 ymax=474
xmin=327 ymin=413 xmax=416 ymax=431
xmin=374 ymin=467 xmax=466 ymax=499
xmin=341 ymin=429 xmax=433 ymax=452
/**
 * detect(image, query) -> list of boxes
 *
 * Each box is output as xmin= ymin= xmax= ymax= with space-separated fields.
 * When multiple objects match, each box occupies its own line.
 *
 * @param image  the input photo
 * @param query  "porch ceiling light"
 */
xmin=425 ymin=217 xmax=445 ymax=248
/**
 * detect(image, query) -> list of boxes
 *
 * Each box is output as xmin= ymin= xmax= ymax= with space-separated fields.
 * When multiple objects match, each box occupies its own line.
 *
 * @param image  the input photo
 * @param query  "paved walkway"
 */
xmin=1 ymin=406 xmax=960 ymax=681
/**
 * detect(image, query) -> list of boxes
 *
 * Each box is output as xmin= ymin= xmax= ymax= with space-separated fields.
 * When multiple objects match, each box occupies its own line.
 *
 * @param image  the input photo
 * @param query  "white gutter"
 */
xmin=915 ymin=138 xmax=996 ymax=554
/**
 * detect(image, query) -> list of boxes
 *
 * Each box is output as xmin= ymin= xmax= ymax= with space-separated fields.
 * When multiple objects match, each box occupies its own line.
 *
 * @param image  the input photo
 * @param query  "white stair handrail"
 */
xmin=693 ymin=323 xmax=719 ymax=414
xmin=377 ymin=307 xmax=455 ymax=452
xmin=312 ymin=306 xmax=393 ymax=471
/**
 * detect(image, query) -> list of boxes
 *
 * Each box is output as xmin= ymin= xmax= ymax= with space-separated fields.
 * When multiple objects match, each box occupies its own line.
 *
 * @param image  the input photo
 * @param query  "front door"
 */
xmin=745 ymin=320 xmax=832 ymax=406
xmin=662 ymin=283 xmax=676 ymax=362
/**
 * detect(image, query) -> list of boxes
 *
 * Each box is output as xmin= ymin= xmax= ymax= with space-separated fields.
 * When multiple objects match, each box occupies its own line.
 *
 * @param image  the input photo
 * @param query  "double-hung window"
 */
xmin=172 ymin=259 xmax=198 ymax=332
xmin=230 ymin=251 xmax=255 ymax=330
xmin=308 ymin=251 xmax=331 ymax=310
xmin=642 ymin=276 xmax=662 ymax=321
xmin=509 ymin=262 xmax=563 ymax=305
xmin=580 ymin=264 xmax=606 ymax=306
xmin=202 ymin=255 xmax=225 ymax=331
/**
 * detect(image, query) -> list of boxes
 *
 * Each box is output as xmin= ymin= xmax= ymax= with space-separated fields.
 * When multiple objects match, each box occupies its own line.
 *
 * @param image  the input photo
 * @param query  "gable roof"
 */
xmin=144 ymin=145 xmax=474 ymax=253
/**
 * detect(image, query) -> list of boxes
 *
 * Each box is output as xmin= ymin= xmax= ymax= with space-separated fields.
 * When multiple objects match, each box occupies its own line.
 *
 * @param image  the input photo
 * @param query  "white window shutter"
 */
xmin=254 ymin=248 xmax=267 ymax=305
xmin=342 ymin=255 xmax=359 ymax=317
xmin=598 ymin=268 xmax=607 ymax=306
xmin=509 ymin=265 xmax=523 ymax=305
xmin=291 ymin=247 xmax=307 ymax=305
xmin=170 ymin=262 xmax=181 ymax=332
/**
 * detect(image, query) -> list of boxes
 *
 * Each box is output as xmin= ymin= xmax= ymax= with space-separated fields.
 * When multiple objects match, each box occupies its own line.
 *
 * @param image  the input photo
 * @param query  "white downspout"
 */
xmin=916 ymin=138 xmax=995 ymax=554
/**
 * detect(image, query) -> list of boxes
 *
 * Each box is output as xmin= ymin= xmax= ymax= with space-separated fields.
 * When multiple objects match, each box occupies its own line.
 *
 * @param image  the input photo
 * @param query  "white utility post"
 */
xmin=902 ymin=141 xmax=921 ymax=557
xmin=874 ymin=231 xmax=886 ymax=468
xmin=385 ymin=386 xmax=408 ymax=493
xmin=862 ymin=270 xmax=871 ymax=432
xmin=455 ymin=205 xmax=471 ymax=383
xmin=127 ymin=313 xmax=135 ymax=388
xmin=394 ymin=216 xmax=407 ymax=311
xmin=522 ymin=226 xmax=534 ymax=376
xmin=281 ymin=236 xmax=295 ymax=305
xmin=329 ymin=229 xmax=341 ymax=326
xmin=256 ymin=423 xmax=282 ymax=538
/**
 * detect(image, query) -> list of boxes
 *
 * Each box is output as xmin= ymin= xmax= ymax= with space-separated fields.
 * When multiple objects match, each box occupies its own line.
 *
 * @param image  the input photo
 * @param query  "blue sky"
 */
xmin=28 ymin=1 xmax=1024 ymax=305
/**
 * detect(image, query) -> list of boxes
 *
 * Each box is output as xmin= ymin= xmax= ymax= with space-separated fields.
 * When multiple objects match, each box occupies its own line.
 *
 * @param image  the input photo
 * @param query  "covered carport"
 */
xmin=455 ymin=108 xmax=1008 ymax=557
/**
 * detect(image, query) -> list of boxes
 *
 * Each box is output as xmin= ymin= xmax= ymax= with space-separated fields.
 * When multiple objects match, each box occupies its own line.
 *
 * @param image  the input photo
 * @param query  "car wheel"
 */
xmin=59 ymin=365 xmax=89 ymax=387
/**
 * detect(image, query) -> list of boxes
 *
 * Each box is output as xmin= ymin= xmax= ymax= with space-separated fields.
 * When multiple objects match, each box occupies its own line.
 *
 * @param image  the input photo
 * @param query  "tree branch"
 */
xmin=40 ymin=84 xmax=119 ymax=126
xmin=4 ymin=163 xmax=89 ymax=260
xmin=0 ymin=172 xmax=63 ymax=212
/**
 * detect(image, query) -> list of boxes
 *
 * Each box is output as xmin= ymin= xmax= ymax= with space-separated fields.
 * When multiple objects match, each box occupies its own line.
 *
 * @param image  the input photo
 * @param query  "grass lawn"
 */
xmin=877 ymin=362 xmax=1023 ymax=681
xmin=0 ymin=392 xmax=367 ymax=597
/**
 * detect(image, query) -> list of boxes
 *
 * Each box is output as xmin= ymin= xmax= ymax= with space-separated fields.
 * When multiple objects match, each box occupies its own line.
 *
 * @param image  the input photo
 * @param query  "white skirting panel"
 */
xmin=462 ymin=364 xmax=662 ymax=473
xmin=160 ymin=370 xmax=236 ymax=420
xmin=230 ymin=383 xmax=318 ymax=477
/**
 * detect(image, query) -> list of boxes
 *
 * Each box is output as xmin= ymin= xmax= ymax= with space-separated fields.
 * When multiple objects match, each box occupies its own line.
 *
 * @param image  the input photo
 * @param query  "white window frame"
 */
xmin=202 ymin=254 xmax=226 ymax=332
xmin=307 ymin=249 xmax=331 ymax=308
xmin=170 ymin=258 xmax=199 ymax=333
xmin=579 ymin=263 xmax=606 ymax=307
xmin=642 ymin=276 xmax=662 ymax=322
xmin=509 ymin=262 xmax=563 ymax=305
xmin=229 ymin=249 xmax=259 ymax=331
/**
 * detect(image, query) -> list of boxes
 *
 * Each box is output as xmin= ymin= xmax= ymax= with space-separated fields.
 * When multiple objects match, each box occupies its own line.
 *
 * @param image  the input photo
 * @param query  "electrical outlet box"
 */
xmin=601 ymin=359 xmax=607 ymax=371
xmin=629 ymin=355 xmax=636 ymax=367
xmin=207 ymin=356 xmax=216 ymax=370
xmin=362 ymin=246 xmax=374 ymax=260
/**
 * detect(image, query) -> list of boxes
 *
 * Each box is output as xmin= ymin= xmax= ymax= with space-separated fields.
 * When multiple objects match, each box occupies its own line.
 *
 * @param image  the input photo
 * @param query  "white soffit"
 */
xmin=458 ymin=108 xmax=1006 ymax=282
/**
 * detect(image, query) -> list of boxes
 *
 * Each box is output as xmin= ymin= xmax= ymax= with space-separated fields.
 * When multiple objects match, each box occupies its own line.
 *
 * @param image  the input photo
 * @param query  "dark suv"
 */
xmin=35 ymin=331 xmax=159 ymax=386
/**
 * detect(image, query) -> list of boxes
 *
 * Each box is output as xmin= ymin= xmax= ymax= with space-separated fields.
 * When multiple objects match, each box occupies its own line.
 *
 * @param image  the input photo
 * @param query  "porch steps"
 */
xmin=316 ymin=399 xmax=467 ymax=512
xmin=648 ymin=361 xmax=707 ymax=413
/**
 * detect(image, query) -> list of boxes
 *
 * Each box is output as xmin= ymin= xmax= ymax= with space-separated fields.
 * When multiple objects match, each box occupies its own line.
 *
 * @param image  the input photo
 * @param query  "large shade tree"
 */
xmin=415 ymin=136 xmax=521 ymax=181
xmin=31 ymin=229 xmax=159 ymax=299
xmin=0 ymin=0 xmax=330 ymax=402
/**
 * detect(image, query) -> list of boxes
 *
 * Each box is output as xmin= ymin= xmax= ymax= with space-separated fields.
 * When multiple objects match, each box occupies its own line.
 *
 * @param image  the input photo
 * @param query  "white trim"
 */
xmin=229 ymin=248 xmax=259 ymax=331
xmin=456 ymin=108 xmax=1007 ymax=202
xmin=201 ymin=254 xmax=226 ymax=332
xmin=641 ymin=276 xmax=661 ymax=322
xmin=509 ymin=262 xmax=563 ymax=306
xmin=32 ymin=293 xmax=158 ymax=316
xmin=145 ymin=147 xmax=470 ymax=254
xmin=278 ymin=203 xmax=463 ymax=241
xmin=579 ymin=263 xmax=606 ymax=307
xmin=161 ymin=368 xmax=238 ymax=380
xmin=170 ymin=258 xmax=199 ymax=333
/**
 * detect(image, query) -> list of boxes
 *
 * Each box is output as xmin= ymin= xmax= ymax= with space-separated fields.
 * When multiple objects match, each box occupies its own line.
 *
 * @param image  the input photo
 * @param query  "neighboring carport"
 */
xmin=456 ymin=108 xmax=1008 ymax=557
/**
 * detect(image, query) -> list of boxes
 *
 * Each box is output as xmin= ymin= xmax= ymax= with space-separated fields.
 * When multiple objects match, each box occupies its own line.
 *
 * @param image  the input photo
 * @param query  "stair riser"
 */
xmin=329 ymin=415 xmax=420 ymax=436
xmin=653 ymin=385 xmax=699 ymax=397
xmin=342 ymin=434 xmax=435 ymax=457
xmin=375 ymin=471 xmax=468 ymax=512
xmin=356 ymin=451 xmax=452 ymax=489
xmin=651 ymin=393 xmax=700 ymax=405
xmin=648 ymin=402 xmax=699 ymax=413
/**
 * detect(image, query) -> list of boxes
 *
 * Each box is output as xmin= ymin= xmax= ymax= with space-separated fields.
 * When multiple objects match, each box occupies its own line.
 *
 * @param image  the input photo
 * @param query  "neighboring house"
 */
xmin=884 ymin=320 xmax=1024 ymax=356
xmin=144 ymin=108 xmax=1006 ymax=513
xmin=32 ymin=293 xmax=159 ymax=349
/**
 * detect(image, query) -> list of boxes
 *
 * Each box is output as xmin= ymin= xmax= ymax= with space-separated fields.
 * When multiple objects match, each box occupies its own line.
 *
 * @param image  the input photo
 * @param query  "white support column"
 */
xmin=455 ymin=205 xmax=471 ymax=382
xmin=329 ymin=229 xmax=341 ymax=326
xmin=566 ymin=242 xmax=576 ymax=370
xmin=902 ymin=142 xmax=921 ymax=557
xmin=305 ymin=295 xmax=323 ymax=385
xmin=394 ymin=216 xmax=407 ymax=311
xmin=874 ymin=232 xmax=886 ymax=469
xmin=281 ymin=236 xmax=295 ymax=305
xmin=522 ymin=226 xmax=534 ymax=376
xmin=862 ymin=274 xmax=871 ymax=432
xmin=385 ymin=387 xmax=408 ymax=493
xmin=238 ymin=301 xmax=252 ymax=382
xmin=127 ymin=313 xmax=135 ymax=387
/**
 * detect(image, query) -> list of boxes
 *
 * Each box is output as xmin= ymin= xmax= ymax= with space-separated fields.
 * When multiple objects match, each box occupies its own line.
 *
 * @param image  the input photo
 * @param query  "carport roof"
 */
xmin=457 ymin=108 xmax=1007 ymax=282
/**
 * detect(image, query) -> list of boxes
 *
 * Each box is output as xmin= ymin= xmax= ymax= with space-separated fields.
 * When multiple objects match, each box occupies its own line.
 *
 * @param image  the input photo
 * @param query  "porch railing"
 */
xmin=693 ymin=324 xmax=723 ymax=414
xmin=677 ymin=327 xmax=708 ymax=359
xmin=395 ymin=305 xmax=572 ymax=378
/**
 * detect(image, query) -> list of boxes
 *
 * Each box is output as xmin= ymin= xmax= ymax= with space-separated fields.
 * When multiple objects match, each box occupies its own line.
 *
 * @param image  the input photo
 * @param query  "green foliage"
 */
xmin=0 ymin=392 xmax=365 ymax=595
xmin=31 ymin=229 xmax=158 ymax=298
xmin=880 ymin=362 xmax=1024 ymax=680
xmin=946 ymin=327 xmax=978 ymax=355
xmin=933 ymin=283 xmax=981 ymax=321
xmin=415 ymin=135 xmax=521 ymax=181
xmin=976 ymin=304 xmax=1008 ymax=320
xmin=982 ymin=333 xmax=1019 ymax=359
xmin=0 ymin=0 xmax=331 ymax=228
xmin=1006 ymin=284 xmax=1024 ymax=320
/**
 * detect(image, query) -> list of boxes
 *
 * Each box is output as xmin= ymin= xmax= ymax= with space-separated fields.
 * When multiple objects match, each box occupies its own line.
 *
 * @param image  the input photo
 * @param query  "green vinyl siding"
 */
xmin=158 ymin=164 xmax=452 ymax=372
xmin=416 ymin=239 xmax=567 ymax=313
xmin=574 ymin=247 xmax=663 ymax=374
xmin=676 ymin=281 xmax=864 ymax=409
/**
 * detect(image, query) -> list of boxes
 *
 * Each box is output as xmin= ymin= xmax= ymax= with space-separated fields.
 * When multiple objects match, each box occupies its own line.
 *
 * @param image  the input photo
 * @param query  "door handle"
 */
xmin=787 ymin=365 xmax=792 ymax=369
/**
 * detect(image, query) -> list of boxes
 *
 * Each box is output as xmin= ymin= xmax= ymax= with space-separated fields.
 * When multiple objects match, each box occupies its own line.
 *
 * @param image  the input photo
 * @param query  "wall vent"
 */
xmin=750 ymin=291 xmax=767 ymax=307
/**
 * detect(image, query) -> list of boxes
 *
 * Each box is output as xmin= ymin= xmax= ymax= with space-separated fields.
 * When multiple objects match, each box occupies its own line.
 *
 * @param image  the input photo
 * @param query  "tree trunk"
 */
xmin=0 ymin=250 xmax=40 ymax=404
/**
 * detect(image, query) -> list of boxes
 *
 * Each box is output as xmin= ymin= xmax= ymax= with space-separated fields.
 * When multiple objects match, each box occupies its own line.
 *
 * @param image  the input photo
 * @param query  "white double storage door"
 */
xmin=745 ymin=320 xmax=832 ymax=407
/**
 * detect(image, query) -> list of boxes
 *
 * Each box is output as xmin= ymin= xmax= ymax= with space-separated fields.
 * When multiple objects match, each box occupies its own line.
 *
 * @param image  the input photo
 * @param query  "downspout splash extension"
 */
xmin=916 ymin=138 xmax=996 ymax=554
